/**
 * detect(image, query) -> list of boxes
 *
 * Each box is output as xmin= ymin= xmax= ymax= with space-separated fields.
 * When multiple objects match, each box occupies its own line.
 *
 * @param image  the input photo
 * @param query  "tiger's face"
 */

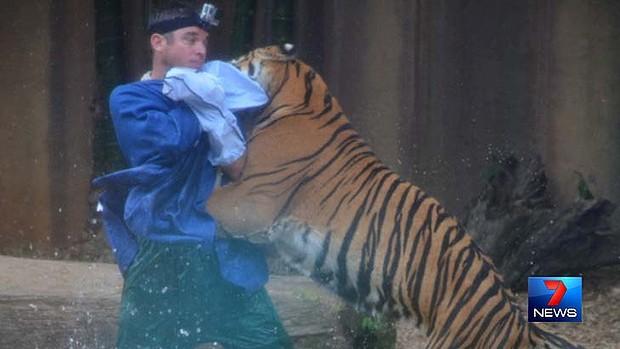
xmin=232 ymin=44 xmax=296 ymax=98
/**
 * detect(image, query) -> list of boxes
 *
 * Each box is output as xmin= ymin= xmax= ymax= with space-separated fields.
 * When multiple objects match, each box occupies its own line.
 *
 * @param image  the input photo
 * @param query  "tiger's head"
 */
xmin=231 ymin=44 xmax=338 ymax=134
xmin=232 ymin=44 xmax=310 ymax=100
xmin=232 ymin=44 xmax=331 ymax=107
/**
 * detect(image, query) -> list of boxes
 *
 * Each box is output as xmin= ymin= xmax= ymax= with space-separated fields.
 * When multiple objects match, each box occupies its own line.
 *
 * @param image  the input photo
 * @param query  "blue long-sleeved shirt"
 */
xmin=93 ymin=72 xmax=268 ymax=291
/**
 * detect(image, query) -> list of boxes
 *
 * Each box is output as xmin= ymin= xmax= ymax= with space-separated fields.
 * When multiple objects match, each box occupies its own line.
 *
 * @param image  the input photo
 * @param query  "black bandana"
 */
xmin=147 ymin=13 xmax=210 ymax=35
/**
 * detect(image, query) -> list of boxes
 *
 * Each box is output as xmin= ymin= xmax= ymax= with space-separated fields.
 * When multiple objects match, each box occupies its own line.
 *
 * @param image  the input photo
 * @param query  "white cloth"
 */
xmin=160 ymin=61 xmax=268 ymax=166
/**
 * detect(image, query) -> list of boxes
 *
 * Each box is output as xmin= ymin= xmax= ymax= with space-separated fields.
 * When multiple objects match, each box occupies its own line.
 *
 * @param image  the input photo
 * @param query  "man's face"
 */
xmin=159 ymin=26 xmax=209 ymax=69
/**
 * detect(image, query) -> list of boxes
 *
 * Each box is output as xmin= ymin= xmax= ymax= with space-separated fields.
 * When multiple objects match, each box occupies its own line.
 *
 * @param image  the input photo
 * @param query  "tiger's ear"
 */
xmin=281 ymin=43 xmax=296 ymax=56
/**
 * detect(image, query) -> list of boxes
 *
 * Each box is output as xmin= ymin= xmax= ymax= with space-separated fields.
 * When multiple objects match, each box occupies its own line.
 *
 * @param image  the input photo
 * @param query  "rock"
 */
xmin=462 ymin=155 xmax=620 ymax=289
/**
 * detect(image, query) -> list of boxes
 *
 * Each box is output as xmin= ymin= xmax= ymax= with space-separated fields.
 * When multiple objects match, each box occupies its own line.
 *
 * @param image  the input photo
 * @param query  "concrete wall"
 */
xmin=308 ymin=0 xmax=620 ymax=216
xmin=0 ymin=1 xmax=96 ymax=252
xmin=1 ymin=0 xmax=618 ymax=252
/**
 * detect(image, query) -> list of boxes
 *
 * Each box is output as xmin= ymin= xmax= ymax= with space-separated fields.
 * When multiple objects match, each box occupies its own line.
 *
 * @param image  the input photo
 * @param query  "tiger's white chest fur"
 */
xmin=268 ymin=217 xmax=336 ymax=285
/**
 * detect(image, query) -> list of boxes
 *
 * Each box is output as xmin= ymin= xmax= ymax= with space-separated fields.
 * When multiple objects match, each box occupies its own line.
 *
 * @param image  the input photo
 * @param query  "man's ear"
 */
xmin=150 ymin=33 xmax=167 ymax=52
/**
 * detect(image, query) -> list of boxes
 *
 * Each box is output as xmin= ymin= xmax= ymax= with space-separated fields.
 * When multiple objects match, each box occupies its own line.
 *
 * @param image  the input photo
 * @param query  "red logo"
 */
xmin=544 ymin=280 xmax=567 ymax=306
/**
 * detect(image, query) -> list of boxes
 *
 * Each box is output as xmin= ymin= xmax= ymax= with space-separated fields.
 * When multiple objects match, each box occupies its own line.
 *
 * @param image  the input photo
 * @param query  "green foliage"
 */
xmin=352 ymin=314 xmax=396 ymax=349
xmin=575 ymin=171 xmax=594 ymax=200
xmin=230 ymin=0 xmax=257 ymax=57
xmin=271 ymin=0 xmax=295 ymax=45
xmin=481 ymin=162 xmax=504 ymax=183
xmin=93 ymin=0 xmax=127 ymax=175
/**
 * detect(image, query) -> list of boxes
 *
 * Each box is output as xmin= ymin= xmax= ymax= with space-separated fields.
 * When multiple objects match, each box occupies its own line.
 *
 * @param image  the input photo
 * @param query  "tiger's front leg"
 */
xmin=206 ymin=181 xmax=281 ymax=242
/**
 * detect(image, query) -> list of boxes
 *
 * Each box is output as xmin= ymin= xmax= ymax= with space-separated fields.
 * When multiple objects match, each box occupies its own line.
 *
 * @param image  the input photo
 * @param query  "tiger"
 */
xmin=206 ymin=45 xmax=582 ymax=348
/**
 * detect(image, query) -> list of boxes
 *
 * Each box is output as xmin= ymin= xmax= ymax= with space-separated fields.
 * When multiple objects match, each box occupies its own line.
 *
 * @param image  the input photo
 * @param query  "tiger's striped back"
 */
xmin=207 ymin=46 xmax=581 ymax=348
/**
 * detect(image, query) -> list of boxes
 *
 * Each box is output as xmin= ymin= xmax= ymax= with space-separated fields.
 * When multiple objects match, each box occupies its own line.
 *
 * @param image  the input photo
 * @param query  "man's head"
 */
xmin=148 ymin=3 xmax=218 ymax=76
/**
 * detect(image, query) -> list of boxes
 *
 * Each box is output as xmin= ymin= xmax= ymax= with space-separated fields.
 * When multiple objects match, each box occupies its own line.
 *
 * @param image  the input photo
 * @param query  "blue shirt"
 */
xmin=93 ymin=78 xmax=268 ymax=291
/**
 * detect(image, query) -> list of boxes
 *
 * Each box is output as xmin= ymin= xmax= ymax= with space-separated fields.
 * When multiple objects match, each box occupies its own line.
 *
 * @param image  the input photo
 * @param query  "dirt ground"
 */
xmin=537 ymin=265 xmax=620 ymax=348
xmin=6 ymin=229 xmax=618 ymax=348
xmin=395 ymin=264 xmax=620 ymax=349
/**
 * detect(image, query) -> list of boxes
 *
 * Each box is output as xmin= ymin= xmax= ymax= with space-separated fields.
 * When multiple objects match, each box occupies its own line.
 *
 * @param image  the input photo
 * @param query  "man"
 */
xmin=93 ymin=3 xmax=291 ymax=348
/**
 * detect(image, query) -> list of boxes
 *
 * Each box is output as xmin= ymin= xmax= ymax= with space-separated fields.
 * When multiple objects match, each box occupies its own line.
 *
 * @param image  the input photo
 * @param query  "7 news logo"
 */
xmin=528 ymin=276 xmax=582 ymax=323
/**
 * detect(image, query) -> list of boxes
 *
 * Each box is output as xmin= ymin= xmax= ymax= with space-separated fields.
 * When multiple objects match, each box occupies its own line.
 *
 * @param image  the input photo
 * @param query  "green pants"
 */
xmin=116 ymin=239 xmax=292 ymax=349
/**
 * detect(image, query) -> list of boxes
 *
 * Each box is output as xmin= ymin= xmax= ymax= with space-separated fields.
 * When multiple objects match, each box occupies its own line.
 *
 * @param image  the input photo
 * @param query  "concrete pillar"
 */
xmin=0 ymin=1 xmax=54 ymax=251
xmin=0 ymin=0 xmax=96 ymax=253
xmin=542 ymin=1 xmax=620 ymax=207
xmin=322 ymin=1 xmax=405 ymax=173
xmin=47 ymin=0 xmax=97 ymax=248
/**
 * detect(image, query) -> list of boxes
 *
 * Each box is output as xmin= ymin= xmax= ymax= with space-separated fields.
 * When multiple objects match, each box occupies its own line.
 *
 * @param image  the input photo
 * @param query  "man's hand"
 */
xmin=220 ymin=153 xmax=246 ymax=182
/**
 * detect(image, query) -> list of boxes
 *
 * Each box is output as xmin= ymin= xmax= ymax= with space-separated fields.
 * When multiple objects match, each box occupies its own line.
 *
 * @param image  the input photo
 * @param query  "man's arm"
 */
xmin=220 ymin=153 xmax=246 ymax=181
xmin=110 ymin=84 xmax=202 ymax=167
